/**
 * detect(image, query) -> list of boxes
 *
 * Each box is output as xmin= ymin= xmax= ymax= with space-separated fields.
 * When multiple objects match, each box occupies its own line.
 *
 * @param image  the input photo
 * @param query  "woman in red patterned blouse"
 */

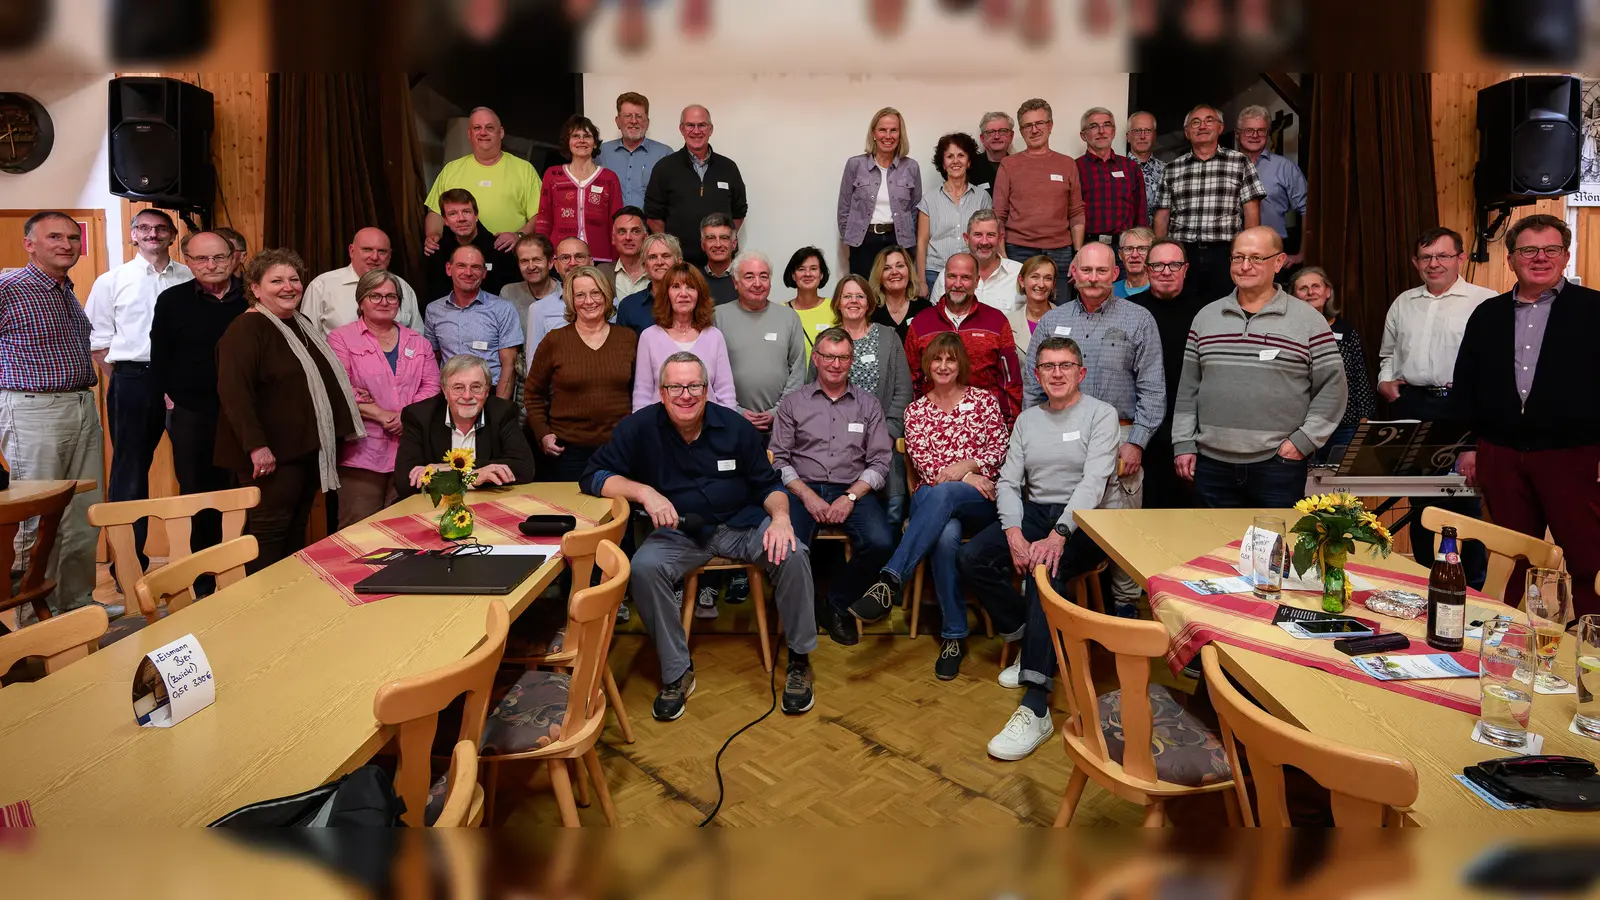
xmin=840 ymin=333 xmax=1009 ymax=681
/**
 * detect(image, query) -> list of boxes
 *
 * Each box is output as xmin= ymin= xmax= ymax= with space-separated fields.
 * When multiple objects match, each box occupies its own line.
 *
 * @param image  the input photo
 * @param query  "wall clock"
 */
xmin=0 ymin=92 xmax=54 ymax=174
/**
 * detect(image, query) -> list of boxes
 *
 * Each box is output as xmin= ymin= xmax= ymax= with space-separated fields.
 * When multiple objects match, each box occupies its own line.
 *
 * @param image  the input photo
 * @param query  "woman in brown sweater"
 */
xmin=217 ymin=248 xmax=362 ymax=570
xmin=523 ymin=265 xmax=637 ymax=481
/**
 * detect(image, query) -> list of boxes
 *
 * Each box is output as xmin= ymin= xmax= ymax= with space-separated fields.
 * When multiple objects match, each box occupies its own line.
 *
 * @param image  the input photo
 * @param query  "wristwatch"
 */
xmin=845 ymin=492 xmax=859 ymax=503
xmin=1053 ymin=523 xmax=1071 ymax=537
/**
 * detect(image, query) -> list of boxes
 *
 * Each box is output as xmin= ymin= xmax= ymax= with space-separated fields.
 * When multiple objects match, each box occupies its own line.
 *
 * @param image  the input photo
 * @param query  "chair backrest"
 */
xmin=1201 ymin=645 xmax=1418 ymax=825
xmin=0 ymin=604 xmax=109 ymax=682
xmin=373 ymin=600 xmax=510 ymax=827
xmin=558 ymin=497 xmax=630 ymax=598
xmin=132 ymin=536 xmax=259 ymax=619
xmin=1036 ymin=564 xmax=1172 ymax=783
xmin=1418 ymin=506 xmax=1563 ymax=605
xmin=554 ymin=540 xmax=630 ymax=744
xmin=0 ymin=482 xmax=76 ymax=615
xmin=895 ymin=437 xmax=921 ymax=493
xmin=433 ymin=740 xmax=480 ymax=827
xmin=89 ymin=487 xmax=262 ymax=621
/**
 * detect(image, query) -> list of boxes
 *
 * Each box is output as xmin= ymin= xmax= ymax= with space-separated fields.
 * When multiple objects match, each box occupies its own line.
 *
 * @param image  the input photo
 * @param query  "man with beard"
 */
xmin=906 ymin=251 xmax=1023 ymax=423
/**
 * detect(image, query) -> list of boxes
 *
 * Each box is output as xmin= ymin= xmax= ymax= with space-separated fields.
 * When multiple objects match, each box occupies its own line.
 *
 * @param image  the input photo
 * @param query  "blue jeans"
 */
xmin=1192 ymin=453 xmax=1309 ymax=509
xmin=787 ymin=482 xmax=894 ymax=610
xmin=882 ymin=481 xmax=997 ymax=638
xmin=1005 ymin=243 xmax=1074 ymax=304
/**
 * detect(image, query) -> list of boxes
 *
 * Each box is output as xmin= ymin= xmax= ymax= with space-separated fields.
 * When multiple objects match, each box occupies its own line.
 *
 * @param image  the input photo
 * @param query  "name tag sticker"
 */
xmin=1063 ymin=431 xmax=1081 ymax=442
xmin=848 ymin=422 xmax=865 ymax=433
xmin=717 ymin=181 xmax=730 ymax=189
xmin=484 ymin=263 xmax=493 ymax=271
xmin=1111 ymin=170 xmax=1125 ymax=179
xmin=472 ymin=340 xmax=490 ymax=351
xmin=590 ymin=185 xmax=604 ymax=193
xmin=764 ymin=332 xmax=778 ymax=341
xmin=958 ymin=402 xmax=975 ymax=411
xmin=815 ymin=322 xmax=828 ymax=331
xmin=478 ymin=180 xmax=493 ymax=188
xmin=132 ymin=633 xmax=215 ymax=728
xmin=859 ymin=354 xmax=876 ymax=364
xmin=404 ymin=348 xmax=415 ymax=358
xmin=1259 ymin=348 xmax=1280 ymax=361
xmin=1050 ymin=174 xmax=1065 ymax=182
xmin=717 ymin=459 xmax=736 ymax=472
xmin=1332 ymin=332 xmax=1344 ymax=341
xmin=1053 ymin=326 xmax=1071 ymax=336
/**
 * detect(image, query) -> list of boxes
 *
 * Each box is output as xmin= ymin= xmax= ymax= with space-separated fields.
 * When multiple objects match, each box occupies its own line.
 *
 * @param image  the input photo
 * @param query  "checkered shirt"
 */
xmin=1152 ymin=147 xmax=1266 ymax=243
xmin=1076 ymin=151 xmax=1148 ymax=235
xmin=0 ymin=263 xmax=95 ymax=392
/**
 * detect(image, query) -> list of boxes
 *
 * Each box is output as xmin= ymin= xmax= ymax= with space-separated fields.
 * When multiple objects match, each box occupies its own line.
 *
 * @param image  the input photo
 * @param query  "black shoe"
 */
xmin=934 ymin=638 xmax=966 ymax=680
xmin=848 ymin=576 xmax=899 ymax=623
xmin=827 ymin=608 xmax=860 ymax=646
xmin=782 ymin=658 xmax=815 ymax=714
xmin=653 ymin=667 xmax=696 ymax=721
xmin=725 ymin=570 xmax=750 ymax=604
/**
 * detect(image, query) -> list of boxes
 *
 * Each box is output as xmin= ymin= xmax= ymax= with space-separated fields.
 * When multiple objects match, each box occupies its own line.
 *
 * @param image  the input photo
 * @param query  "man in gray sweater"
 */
xmin=959 ymin=337 xmax=1120 ymax=760
xmin=1172 ymin=227 xmax=1347 ymax=508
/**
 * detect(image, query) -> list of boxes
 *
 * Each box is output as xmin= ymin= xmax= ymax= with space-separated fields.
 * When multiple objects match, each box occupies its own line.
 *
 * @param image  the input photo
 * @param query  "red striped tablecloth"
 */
xmin=1148 ymin=541 xmax=1502 ymax=715
xmin=0 ymin=799 xmax=34 ymax=828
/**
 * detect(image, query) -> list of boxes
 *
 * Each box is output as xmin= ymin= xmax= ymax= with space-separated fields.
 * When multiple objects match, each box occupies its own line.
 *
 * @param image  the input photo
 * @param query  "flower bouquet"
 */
xmin=1289 ymin=492 xmax=1393 ymax=613
xmin=422 ymin=448 xmax=478 ymax=540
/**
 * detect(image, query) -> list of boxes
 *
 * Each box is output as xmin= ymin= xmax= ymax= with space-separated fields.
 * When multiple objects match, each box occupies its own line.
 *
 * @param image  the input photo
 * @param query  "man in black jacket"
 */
xmin=644 ymin=105 xmax=748 ymax=269
xmin=1128 ymin=239 xmax=1207 ymax=508
xmin=394 ymin=354 xmax=537 ymax=498
xmin=1452 ymin=214 xmax=1600 ymax=619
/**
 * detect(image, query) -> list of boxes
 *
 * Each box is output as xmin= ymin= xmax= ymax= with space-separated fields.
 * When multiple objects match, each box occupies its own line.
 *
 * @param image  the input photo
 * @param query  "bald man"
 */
xmin=424 ymin=106 xmax=543 ymax=253
xmin=643 ymin=104 xmax=748 ymax=268
xmin=304 ymin=227 xmax=423 ymax=335
xmin=1172 ymin=227 xmax=1347 ymax=508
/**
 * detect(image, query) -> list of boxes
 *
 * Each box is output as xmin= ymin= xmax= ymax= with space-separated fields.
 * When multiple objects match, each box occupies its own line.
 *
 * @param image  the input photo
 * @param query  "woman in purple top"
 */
xmin=327 ymin=269 xmax=440 ymax=527
xmin=838 ymin=107 xmax=922 ymax=279
xmin=632 ymin=262 xmax=736 ymax=411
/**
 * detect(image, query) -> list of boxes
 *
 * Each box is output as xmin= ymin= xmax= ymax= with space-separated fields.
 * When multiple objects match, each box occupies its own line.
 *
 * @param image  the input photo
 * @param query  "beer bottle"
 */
xmin=1427 ymin=525 xmax=1467 ymax=652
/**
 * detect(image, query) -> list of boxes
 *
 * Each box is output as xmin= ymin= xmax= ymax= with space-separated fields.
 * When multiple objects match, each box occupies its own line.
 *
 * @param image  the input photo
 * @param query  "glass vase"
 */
xmin=438 ymin=493 xmax=474 ymax=541
xmin=1320 ymin=545 xmax=1349 ymax=614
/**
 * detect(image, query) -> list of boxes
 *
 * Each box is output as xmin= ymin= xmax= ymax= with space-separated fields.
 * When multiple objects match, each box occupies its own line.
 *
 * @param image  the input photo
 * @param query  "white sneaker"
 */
xmin=997 ymin=661 xmax=1022 ymax=689
xmin=693 ymin=584 xmax=719 ymax=619
xmin=987 ymin=705 xmax=1054 ymax=761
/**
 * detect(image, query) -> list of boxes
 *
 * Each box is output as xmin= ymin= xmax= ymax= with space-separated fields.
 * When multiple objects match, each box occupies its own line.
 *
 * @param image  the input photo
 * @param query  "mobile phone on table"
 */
xmin=1286 ymin=619 xmax=1377 ymax=639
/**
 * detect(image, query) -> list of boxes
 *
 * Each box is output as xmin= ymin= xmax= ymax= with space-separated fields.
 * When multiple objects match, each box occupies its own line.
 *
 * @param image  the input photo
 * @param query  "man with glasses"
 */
xmin=304 ymin=227 xmax=422 ymax=336
xmin=583 ymin=351 xmax=818 ymax=720
xmin=994 ymin=98 xmax=1085 ymax=303
xmin=1235 ymin=106 xmax=1307 ymax=268
xmin=1112 ymin=227 xmax=1155 ymax=298
xmin=969 ymin=111 xmax=1015 ymax=193
xmin=1130 ymin=239 xmax=1208 ymax=508
xmin=644 ymin=105 xmax=748 ymax=269
xmin=396 ymin=354 xmax=534 ymax=498
xmin=1378 ymin=227 xmax=1495 ymax=587
xmin=422 ymin=245 xmax=524 ymax=402
xmin=599 ymin=92 xmax=672 ymax=209
xmin=770 ymin=328 xmax=894 ymax=650
xmin=1076 ymin=107 xmax=1148 ymax=258
xmin=86 ymin=208 xmax=193 ymax=574
xmin=1452 ymin=215 xmax=1600 ymax=620
xmin=1153 ymin=104 xmax=1265 ymax=303
xmin=1126 ymin=111 xmax=1164 ymax=216
xmin=1173 ymin=226 xmax=1346 ymax=508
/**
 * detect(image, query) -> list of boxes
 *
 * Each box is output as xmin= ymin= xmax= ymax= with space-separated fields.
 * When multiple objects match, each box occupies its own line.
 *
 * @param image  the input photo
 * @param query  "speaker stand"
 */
xmin=1471 ymin=198 xmax=1533 ymax=263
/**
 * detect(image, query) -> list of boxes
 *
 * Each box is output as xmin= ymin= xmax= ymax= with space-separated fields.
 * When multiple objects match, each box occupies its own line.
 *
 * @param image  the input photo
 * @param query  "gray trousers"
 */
xmin=0 ymin=389 xmax=103 ymax=614
xmin=1100 ymin=462 xmax=1144 ymax=606
xmin=631 ymin=519 xmax=817 ymax=683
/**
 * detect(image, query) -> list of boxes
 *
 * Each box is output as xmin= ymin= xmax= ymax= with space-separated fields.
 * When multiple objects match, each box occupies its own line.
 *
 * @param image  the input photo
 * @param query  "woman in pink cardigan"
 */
xmin=327 ymin=269 xmax=440 ymax=527
xmin=533 ymin=114 xmax=625 ymax=262
xmin=632 ymin=262 xmax=736 ymax=411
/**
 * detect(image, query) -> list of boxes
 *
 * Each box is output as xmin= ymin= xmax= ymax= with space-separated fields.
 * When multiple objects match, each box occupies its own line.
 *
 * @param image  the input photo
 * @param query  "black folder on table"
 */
xmin=352 ymin=552 xmax=548 ymax=595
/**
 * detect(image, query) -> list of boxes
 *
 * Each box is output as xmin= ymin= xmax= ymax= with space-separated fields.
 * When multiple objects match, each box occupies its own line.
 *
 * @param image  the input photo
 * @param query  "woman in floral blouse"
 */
xmin=841 ymin=333 xmax=1009 ymax=678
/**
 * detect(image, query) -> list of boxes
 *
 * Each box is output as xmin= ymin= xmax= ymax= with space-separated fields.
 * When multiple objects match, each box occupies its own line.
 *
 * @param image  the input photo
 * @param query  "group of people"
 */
xmin=4 ymin=90 xmax=1596 ymax=766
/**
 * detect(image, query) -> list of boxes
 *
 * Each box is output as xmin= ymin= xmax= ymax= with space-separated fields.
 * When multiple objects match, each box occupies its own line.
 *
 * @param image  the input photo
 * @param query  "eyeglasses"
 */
xmin=814 ymin=352 xmax=853 ymax=365
xmin=1188 ymin=116 xmax=1222 ymax=127
xmin=663 ymin=382 xmax=708 ymax=397
xmin=1147 ymin=261 xmax=1187 ymax=273
xmin=1512 ymin=245 xmax=1566 ymax=259
xmin=365 ymin=292 xmax=401 ymax=304
xmin=447 ymin=383 xmax=488 ymax=396
xmin=682 ymin=123 xmax=711 ymax=131
xmin=1083 ymin=123 xmax=1115 ymax=133
xmin=981 ymin=127 xmax=1014 ymax=137
xmin=132 ymin=225 xmax=173 ymax=235
xmin=1230 ymin=252 xmax=1284 ymax=267
xmin=188 ymin=253 xmax=232 ymax=265
xmin=1126 ymin=127 xmax=1155 ymax=137
xmin=1036 ymin=362 xmax=1083 ymax=373
xmin=1237 ymin=127 xmax=1268 ymax=137
xmin=1021 ymin=120 xmax=1053 ymax=131
xmin=1119 ymin=245 xmax=1152 ymax=255
xmin=1414 ymin=252 xmax=1462 ymax=263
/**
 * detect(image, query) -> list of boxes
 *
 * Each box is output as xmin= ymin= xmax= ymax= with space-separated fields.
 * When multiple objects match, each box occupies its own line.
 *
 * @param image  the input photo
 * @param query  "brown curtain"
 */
xmin=264 ymin=74 xmax=426 ymax=291
xmin=1303 ymin=74 xmax=1439 ymax=381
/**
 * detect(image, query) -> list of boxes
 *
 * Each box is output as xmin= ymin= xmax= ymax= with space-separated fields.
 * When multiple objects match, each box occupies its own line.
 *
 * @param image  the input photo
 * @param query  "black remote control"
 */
xmin=1334 ymin=632 xmax=1410 ymax=656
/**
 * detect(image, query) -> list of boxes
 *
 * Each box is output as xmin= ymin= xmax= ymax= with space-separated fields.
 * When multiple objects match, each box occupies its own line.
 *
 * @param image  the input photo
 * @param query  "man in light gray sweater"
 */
xmin=959 ymin=336 xmax=1120 ymax=761
xmin=1172 ymin=227 xmax=1346 ymax=508
xmin=714 ymin=250 xmax=809 ymax=433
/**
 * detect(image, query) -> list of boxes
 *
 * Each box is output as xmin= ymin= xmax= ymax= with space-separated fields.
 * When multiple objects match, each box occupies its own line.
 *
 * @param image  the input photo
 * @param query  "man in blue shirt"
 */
xmin=422 ymin=245 xmax=524 ymax=401
xmin=581 ymin=351 xmax=818 ymax=721
xmin=1236 ymin=106 xmax=1307 ymax=265
xmin=597 ymin=91 xmax=673 ymax=209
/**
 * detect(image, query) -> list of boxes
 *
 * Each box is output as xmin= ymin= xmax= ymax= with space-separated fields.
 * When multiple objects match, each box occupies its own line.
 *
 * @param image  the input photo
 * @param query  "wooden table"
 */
xmin=1075 ymin=507 xmax=1600 ymax=827
xmin=0 ymin=479 xmax=98 ymax=502
xmin=0 ymin=483 xmax=611 ymax=825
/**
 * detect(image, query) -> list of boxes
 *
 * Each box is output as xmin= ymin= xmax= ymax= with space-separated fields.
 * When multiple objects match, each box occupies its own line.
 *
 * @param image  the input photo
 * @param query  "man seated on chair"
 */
xmin=581 ymin=351 xmax=818 ymax=722
xmin=958 ymin=337 xmax=1119 ymax=762
xmin=769 ymin=327 xmax=895 ymax=645
xmin=394 ymin=354 xmax=537 ymax=498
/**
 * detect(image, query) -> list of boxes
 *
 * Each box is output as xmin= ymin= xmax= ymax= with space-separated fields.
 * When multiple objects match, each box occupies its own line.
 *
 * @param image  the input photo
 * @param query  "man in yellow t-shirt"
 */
xmin=423 ymin=107 xmax=541 ymax=256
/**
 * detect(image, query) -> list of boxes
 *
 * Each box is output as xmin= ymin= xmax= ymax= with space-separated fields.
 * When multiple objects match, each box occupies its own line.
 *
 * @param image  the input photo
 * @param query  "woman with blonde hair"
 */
xmin=868 ymin=244 xmax=929 ymax=343
xmin=827 ymin=273 xmax=914 ymax=520
xmin=837 ymin=107 xmax=922 ymax=277
xmin=1012 ymin=255 xmax=1059 ymax=348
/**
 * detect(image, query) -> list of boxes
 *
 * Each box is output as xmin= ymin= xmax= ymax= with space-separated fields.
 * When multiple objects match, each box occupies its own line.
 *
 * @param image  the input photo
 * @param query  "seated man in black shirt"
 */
xmin=582 ymin=351 xmax=817 ymax=722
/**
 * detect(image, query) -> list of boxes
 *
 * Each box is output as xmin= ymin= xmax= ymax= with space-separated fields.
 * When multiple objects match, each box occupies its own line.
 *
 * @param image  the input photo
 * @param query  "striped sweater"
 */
xmin=1172 ymin=288 xmax=1347 ymax=464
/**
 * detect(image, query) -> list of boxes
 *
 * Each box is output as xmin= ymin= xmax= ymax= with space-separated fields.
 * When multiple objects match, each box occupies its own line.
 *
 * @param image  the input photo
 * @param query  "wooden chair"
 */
xmin=1201 ymin=645 xmax=1418 ymax=825
xmin=0 ymin=481 xmax=76 ymax=622
xmin=433 ymin=740 xmax=482 ymax=827
xmin=133 ymin=536 xmax=259 ymax=619
xmin=89 ymin=487 xmax=261 ymax=622
xmin=683 ymin=559 xmax=774 ymax=673
xmin=1038 ymin=565 xmax=1236 ymax=827
xmin=503 ymin=496 xmax=636 ymax=744
xmin=1417 ymin=506 xmax=1563 ymax=605
xmin=0 ymin=605 xmax=109 ymax=683
xmin=373 ymin=600 xmax=510 ymax=827
xmin=897 ymin=438 xmax=996 ymax=641
xmin=478 ymin=540 xmax=630 ymax=826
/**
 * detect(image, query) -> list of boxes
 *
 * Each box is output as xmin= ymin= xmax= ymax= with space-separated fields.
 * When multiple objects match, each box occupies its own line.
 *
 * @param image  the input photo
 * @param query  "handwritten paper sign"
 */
xmin=132 ymin=633 xmax=215 ymax=728
xmin=1236 ymin=527 xmax=1376 ymax=593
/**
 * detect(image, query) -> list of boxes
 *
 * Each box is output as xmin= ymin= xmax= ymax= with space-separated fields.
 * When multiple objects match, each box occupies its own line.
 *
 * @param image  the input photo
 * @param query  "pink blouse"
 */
xmin=902 ymin=386 xmax=1008 ymax=483
xmin=328 ymin=319 xmax=440 ymax=473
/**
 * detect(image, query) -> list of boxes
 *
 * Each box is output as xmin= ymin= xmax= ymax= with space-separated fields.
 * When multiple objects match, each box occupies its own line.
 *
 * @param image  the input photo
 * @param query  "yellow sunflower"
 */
xmin=419 ymin=466 xmax=433 ymax=486
xmin=453 ymin=510 xmax=472 ymax=528
xmin=444 ymin=448 xmax=476 ymax=472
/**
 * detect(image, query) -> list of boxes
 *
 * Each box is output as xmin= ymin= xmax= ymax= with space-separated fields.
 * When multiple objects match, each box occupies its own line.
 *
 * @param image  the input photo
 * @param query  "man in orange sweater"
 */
xmin=993 ymin=98 xmax=1086 ymax=304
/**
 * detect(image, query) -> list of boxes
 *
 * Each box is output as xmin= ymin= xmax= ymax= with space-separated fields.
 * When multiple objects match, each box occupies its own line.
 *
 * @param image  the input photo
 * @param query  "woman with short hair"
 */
xmin=533 ymin=114 xmax=625 ymax=262
xmin=1292 ymin=266 xmax=1375 ymax=464
xmin=916 ymin=131 xmax=992 ymax=296
xmin=838 ymin=107 xmax=922 ymax=278
xmin=783 ymin=246 xmax=834 ymax=348
xmin=828 ymin=274 xmax=914 ymax=520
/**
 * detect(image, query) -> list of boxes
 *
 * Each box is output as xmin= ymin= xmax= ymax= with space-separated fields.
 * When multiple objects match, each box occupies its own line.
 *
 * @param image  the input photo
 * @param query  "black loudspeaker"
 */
xmin=108 ymin=76 xmax=215 ymax=211
xmin=1475 ymin=75 xmax=1582 ymax=204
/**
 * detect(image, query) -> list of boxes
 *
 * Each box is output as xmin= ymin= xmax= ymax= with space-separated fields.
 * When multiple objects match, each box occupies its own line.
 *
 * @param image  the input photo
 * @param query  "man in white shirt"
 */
xmin=931 ymin=209 xmax=1023 ymax=319
xmin=611 ymin=206 xmax=649 ymax=299
xmin=85 ymin=208 xmax=192 ymax=568
xmin=303 ymin=227 xmax=422 ymax=336
xmin=1377 ymin=226 xmax=1495 ymax=586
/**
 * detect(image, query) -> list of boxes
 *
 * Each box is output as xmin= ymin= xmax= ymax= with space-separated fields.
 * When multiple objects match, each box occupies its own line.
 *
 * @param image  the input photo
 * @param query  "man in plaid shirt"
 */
xmin=1075 ymin=107 xmax=1147 ymax=254
xmin=0 ymin=212 xmax=106 ymax=623
xmin=1152 ymin=104 xmax=1265 ymax=304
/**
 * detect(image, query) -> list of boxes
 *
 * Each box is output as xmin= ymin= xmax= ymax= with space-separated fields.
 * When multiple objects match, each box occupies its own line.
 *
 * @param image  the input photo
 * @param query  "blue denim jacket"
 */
xmin=837 ymin=154 xmax=922 ymax=249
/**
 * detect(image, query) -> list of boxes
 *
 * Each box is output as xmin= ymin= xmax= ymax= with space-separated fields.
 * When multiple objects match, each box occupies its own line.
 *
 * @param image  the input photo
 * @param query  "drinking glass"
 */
xmin=1524 ymin=567 xmax=1571 ymax=692
xmin=1576 ymin=615 xmax=1600 ymax=739
xmin=1478 ymin=621 xmax=1536 ymax=749
xmin=1250 ymin=516 xmax=1287 ymax=600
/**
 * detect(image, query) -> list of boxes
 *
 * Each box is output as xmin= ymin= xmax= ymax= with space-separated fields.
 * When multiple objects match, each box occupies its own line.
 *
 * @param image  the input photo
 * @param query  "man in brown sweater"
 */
xmin=992 ymin=98 xmax=1086 ymax=304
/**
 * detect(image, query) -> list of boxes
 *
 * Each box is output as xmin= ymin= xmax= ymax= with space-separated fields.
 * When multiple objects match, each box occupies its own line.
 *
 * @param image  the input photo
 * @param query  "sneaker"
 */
xmin=848 ymin=576 xmax=899 ymax=623
xmin=1112 ymin=601 xmax=1139 ymax=619
xmin=615 ymin=603 xmax=631 ymax=624
xmin=987 ymin=705 xmax=1055 ymax=761
xmin=934 ymin=638 xmax=965 ymax=680
xmin=653 ymin=668 xmax=696 ymax=721
xmin=997 ymin=660 xmax=1022 ymax=689
xmin=693 ymin=584 xmax=719 ymax=619
xmin=782 ymin=657 xmax=815 ymax=714
xmin=827 ymin=608 xmax=860 ymax=646
xmin=725 ymin=570 xmax=750 ymax=604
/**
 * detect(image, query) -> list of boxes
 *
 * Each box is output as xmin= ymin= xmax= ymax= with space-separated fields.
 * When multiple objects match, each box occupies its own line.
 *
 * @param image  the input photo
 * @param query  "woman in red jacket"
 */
xmin=533 ymin=115 xmax=625 ymax=263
